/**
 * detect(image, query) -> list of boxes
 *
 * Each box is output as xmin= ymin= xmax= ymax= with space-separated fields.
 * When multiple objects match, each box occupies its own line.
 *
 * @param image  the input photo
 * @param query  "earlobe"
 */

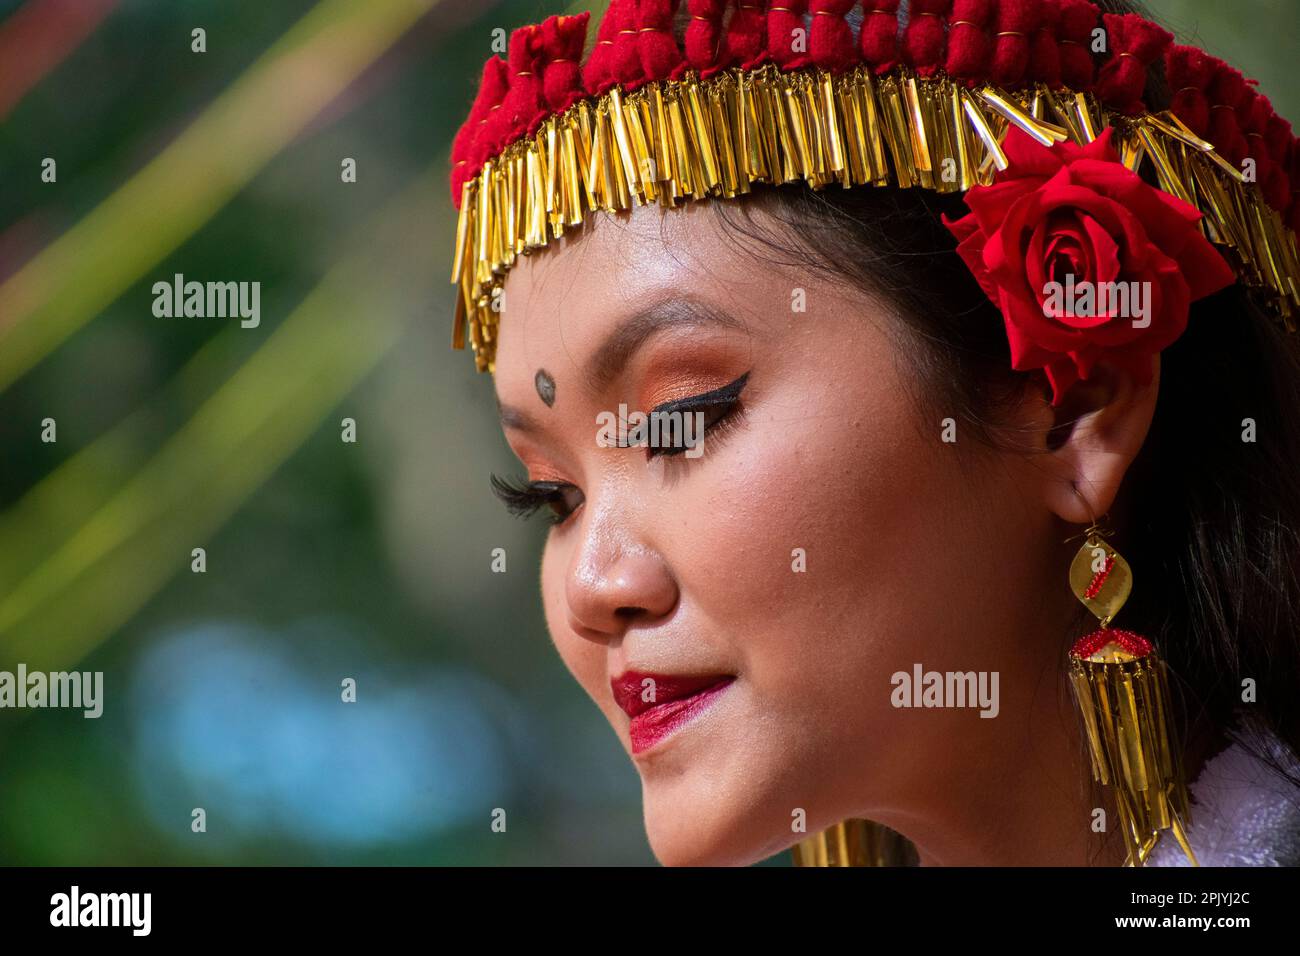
xmin=1038 ymin=356 xmax=1161 ymax=526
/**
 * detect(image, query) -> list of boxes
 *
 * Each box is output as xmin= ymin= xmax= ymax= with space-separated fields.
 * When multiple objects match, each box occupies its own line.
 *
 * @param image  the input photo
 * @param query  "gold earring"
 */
xmin=1064 ymin=484 xmax=1197 ymax=866
xmin=791 ymin=818 xmax=917 ymax=867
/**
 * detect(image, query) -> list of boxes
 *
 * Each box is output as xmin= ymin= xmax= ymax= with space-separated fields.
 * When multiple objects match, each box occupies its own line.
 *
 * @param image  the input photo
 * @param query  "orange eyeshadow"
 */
xmin=638 ymin=371 xmax=741 ymax=411
xmin=635 ymin=337 xmax=751 ymax=410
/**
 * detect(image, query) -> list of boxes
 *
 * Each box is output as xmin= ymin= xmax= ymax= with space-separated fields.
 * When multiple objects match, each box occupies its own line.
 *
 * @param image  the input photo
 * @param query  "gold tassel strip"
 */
xmin=949 ymin=83 xmax=974 ymax=191
xmin=1068 ymin=647 xmax=1195 ymax=866
xmin=879 ymin=75 xmax=915 ymax=189
xmin=959 ymin=86 xmax=1007 ymax=175
xmin=1135 ymin=125 xmax=1193 ymax=206
xmin=819 ymin=71 xmax=846 ymax=179
xmin=903 ymin=74 xmax=934 ymax=179
xmin=978 ymin=86 xmax=1068 ymax=147
xmin=452 ymin=66 xmax=1300 ymax=372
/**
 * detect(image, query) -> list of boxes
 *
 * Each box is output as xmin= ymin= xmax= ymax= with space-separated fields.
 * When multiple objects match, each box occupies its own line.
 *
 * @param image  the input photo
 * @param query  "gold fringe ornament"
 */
xmin=1064 ymin=505 xmax=1197 ymax=866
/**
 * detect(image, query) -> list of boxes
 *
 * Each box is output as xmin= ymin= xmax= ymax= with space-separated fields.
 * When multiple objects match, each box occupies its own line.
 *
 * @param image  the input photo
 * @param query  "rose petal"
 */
xmin=1081 ymin=214 xmax=1120 ymax=285
xmin=963 ymin=178 xmax=1042 ymax=235
xmin=1000 ymin=128 xmax=1067 ymax=179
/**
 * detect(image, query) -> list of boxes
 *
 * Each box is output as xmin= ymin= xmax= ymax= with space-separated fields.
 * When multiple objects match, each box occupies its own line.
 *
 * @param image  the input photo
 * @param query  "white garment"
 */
xmin=1147 ymin=722 xmax=1300 ymax=866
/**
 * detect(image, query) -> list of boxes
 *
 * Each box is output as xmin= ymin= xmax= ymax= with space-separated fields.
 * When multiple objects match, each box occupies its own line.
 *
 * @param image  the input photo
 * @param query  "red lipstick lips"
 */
xmin=611 ymin=671 xmax=735 ymax=755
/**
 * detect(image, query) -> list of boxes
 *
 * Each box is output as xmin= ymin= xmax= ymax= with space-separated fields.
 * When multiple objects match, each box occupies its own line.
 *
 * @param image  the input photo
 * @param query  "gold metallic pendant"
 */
xmin=1068 ymin=532 xmax=1132 ymax=626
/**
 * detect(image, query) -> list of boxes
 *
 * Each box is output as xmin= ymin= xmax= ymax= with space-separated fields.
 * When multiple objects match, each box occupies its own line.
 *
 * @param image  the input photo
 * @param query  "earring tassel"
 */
xmin=1068 ymin=628 xmax=1197 ymax=865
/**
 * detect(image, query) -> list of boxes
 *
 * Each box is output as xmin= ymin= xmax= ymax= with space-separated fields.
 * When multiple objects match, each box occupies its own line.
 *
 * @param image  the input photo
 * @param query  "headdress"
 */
xmin=448 ymin=0 xmax=1299 ymax=378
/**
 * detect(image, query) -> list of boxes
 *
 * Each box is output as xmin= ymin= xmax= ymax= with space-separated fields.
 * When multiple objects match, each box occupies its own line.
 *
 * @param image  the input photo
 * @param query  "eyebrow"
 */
xmin=497 ymin=397 xmax=541 ymax=434
xmin=497 ymin=295 xmax=746 ymax=433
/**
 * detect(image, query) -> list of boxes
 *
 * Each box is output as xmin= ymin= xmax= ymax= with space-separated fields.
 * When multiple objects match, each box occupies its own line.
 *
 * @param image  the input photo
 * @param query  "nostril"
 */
xmin=614 ymin=606 xmax=646 ymax=619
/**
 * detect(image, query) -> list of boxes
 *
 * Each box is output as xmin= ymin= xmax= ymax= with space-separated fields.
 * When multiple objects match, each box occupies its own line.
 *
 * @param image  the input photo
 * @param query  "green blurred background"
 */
xmin=0 ymin=0 xmax=1293 ymax=865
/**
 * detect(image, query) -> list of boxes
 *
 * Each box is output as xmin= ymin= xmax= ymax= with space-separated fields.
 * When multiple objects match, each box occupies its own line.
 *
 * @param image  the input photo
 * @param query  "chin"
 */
xmin=641 ymin=784 xmax=797 ymax=867
xmin=644 ymin=815 xmax=771 ymax=867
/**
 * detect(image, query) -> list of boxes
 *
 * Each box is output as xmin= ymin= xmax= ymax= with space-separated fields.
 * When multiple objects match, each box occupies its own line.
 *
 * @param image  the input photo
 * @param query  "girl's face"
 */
xmin=492 ymin=200 xmax=1085 ymax=866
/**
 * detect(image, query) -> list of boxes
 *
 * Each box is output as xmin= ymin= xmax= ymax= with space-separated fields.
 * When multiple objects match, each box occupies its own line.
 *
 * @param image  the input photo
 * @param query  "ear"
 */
xmin=1030 ymin=357 xmax=1161 ymax=525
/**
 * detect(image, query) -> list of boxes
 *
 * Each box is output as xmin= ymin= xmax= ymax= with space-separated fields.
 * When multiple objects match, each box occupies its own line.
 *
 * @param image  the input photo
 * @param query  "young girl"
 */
xmin=448 ymin=0 xmax=1300 ymax=866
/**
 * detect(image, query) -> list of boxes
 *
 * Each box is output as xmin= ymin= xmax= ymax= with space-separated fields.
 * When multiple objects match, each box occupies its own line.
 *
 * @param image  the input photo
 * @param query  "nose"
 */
xmin=564 ymin=536 xmax=679 ymax=640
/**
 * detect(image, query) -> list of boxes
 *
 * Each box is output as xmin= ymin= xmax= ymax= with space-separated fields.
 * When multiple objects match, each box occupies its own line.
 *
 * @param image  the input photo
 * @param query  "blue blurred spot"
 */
xmin=129 ymin=620 xmax=517 ymax=848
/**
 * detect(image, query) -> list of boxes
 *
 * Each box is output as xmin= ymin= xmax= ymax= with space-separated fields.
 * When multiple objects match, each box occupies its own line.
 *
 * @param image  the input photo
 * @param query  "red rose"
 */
xmin=944 ymin=128 xmax=1235 ymax=404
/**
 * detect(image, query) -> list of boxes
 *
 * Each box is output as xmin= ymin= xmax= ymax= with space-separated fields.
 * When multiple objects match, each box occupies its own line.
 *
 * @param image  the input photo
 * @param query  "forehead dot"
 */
xmin=534 ymin=368 xmax=556 ymax=407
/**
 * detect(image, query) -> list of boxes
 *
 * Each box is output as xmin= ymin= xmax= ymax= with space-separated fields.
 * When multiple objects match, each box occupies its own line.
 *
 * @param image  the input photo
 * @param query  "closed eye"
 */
xmin=647 ymin=371 xmax=750 ymax=458
xmin=490 ymin=474 xmax=584 ymax=526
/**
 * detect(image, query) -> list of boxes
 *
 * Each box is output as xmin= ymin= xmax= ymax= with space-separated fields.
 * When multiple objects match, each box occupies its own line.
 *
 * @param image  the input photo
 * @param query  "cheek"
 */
xmin=656 ymin=362 xmax=1001 ymax=763
xmin=669 ymin=376 xmax=961 ymax=651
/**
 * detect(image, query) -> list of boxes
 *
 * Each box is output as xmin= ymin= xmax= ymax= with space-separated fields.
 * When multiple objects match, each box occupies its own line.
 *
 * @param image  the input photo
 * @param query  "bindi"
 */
xmin=534 ymin=368 xmax=556 ymax=407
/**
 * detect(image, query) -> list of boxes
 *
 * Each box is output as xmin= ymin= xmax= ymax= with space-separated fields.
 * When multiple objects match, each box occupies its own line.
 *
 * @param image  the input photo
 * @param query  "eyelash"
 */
xmin=667 ymin=402 xmax=744 ymax=460
xmin=489 ymin=474 xmax=579 ymax=527
xmin=492 ymin=371 xmax=751 ymax=526
xmin=645 ymin=372 xmax=749 ymax=460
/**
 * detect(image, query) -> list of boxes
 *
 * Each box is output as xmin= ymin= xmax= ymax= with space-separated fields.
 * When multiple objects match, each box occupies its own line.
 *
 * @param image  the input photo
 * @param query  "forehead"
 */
xmin=492 ymin=201 xmax=765 ymax=391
